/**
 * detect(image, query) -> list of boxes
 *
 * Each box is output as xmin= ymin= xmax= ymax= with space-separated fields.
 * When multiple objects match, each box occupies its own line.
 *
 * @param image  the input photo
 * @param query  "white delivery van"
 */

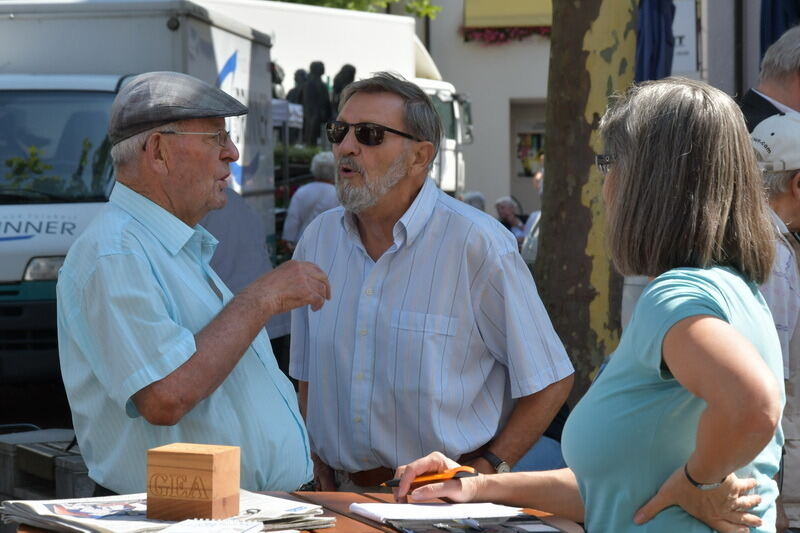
xmin=0 ymin=0 xmax=272 ymax=382
xmin=196 ymin=0 xmax=473 ymax=195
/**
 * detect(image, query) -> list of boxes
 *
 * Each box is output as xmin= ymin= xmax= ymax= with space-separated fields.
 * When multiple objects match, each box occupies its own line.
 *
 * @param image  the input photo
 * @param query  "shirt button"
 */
xmin=365 ymin=288 xmax=374 ymax=296
xmin=355 ymin=372 xmax=364 ymax=381
xmin=354 ymin=416 xmax=362 ymax=423
xmin=359 ymin=329 xmax=368 ymax=336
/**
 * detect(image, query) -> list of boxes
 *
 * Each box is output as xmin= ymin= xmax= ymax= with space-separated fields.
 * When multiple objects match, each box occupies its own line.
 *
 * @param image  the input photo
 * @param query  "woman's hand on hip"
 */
xmin=634 ymin=466 xmax=761 ymax=533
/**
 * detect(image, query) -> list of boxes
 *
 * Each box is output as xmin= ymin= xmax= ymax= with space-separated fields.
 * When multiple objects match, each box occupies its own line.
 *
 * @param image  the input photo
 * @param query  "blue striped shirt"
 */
xmin=290 ymin=178 xmax=573 ymax=472
xmin=57 ymin=183 xmax=312 ymax=494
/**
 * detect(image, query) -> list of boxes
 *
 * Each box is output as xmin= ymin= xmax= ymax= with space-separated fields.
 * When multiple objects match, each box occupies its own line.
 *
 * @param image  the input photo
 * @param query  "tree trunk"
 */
xmin=535 ymin=0 xmax=637 ymax=404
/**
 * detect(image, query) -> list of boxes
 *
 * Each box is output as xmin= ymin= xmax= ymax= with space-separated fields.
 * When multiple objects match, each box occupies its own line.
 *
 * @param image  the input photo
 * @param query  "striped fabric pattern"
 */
xmin=290 ymin=178 xmax=574 ymax=472
xmin=57 ymin=183 xmax=312 ymax=494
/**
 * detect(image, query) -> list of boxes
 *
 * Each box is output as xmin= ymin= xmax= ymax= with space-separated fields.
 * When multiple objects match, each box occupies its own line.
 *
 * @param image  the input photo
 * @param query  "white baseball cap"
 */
xmin=751 ymin=113 xmax=800 ymax=171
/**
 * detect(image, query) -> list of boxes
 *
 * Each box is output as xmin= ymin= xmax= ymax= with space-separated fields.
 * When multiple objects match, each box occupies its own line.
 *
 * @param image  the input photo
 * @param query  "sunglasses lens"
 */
xmin=354 ymin=124 xmax=384 ymax=146
xmin=326 ymin=122 xmax=348 ymax=143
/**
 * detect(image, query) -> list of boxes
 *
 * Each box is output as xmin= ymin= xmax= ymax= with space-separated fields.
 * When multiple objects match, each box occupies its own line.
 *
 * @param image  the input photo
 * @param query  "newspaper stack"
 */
xmin=0 ymin=490 xmax=335 ymax=533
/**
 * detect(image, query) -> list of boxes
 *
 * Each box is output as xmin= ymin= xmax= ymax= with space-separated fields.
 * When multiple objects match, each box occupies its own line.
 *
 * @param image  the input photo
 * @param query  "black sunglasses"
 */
xmin=326 ymin=120 xmax=422 ymax=146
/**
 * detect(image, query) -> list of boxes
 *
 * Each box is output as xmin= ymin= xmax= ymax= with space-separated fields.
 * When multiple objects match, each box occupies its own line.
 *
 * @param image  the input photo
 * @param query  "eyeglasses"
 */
xmin=325 ymin=120 xmax=422 ymax=146
xmin=158 ymin=129 xmax=231 ymax=148
xmin=595 ymin=153 xmax=615 ymax=175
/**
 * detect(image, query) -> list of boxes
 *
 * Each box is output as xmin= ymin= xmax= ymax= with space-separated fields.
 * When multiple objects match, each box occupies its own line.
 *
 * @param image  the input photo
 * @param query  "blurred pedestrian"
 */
xmin=281 ymin=151 xmax=338 ymax=250
xmin=201 ymin=187 xmax=292 ymax=372
xmin=495 ymin=196 xmax=527 ymax=250
xmin=286 ymin=69 xmax=307 ymax=104
xmin=332 ymin=64 xmax=356 ymax=112
xmin=302 ymin=61 xmax=332 ymax=146
xmin=460 ymin=190 xmax=485 ymax=211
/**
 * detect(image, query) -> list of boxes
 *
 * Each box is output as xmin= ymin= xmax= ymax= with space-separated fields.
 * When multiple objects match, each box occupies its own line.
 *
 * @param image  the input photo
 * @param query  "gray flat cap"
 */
xmin=108 ymin=71 xmax=248 ymax=146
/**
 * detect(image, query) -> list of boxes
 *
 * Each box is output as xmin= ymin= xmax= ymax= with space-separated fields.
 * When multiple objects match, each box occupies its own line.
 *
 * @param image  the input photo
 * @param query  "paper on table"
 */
xmin=349 ymin=502 xmax=522 ymax=523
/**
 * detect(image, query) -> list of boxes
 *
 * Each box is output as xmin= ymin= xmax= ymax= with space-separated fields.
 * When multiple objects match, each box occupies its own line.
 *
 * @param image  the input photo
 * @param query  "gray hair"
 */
xmin=339 ymin=72 xmax=442 ymax=166
xmin=310 ymin=151 xmax=335 ymax=181
xmin=762 ymin=169 xmax=796 ymax=196
xmin=600 ymin=77 xmax=775 ymax=284
xmin=495 ymin=196 xmax=515 ymax=207
xmin=760 ymin=25 xmax=800 ymax=82
xmin=110 ymin=122 xmax=181 ymax=171
xmin=462 ymin=191 xmax=485 ymax=210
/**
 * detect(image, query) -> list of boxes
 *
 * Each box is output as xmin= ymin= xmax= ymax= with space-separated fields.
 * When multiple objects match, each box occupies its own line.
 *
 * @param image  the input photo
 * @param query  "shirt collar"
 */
xmin=771 ymin=208 xmax=791 ymax=235
xmin=110 ymin=182 xmax=217 ymax=256
xmin=340 ymin=177 xmax=438 ymax=249
xmin=753 ymin=89 xmax=800 ymax=117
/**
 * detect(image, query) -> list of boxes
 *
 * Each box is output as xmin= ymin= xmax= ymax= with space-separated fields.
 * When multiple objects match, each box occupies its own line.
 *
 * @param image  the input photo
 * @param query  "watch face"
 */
xmin=496 ymin=462 xmax=511 ymax=473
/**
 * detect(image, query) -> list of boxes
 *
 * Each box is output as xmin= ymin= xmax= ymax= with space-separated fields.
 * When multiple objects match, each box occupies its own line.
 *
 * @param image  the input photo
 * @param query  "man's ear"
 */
xmin=408 ymin=141 xmax=435 ymax=176
xmin=791 ymin=171 xmax=800 ymax=201
xmin=142 ymin=133 xmax=170 ymax=176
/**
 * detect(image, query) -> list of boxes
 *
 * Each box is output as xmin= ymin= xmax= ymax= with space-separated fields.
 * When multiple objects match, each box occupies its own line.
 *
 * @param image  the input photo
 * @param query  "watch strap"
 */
xmin=684 ymin=463 xmax=726 ymax=490
xmin=481 ymin=450 xmax=506 ymax=472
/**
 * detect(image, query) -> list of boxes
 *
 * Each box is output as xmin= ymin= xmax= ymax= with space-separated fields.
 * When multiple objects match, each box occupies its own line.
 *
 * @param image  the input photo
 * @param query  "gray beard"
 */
xmin=336 ymin=152 xmax=407 ymax=214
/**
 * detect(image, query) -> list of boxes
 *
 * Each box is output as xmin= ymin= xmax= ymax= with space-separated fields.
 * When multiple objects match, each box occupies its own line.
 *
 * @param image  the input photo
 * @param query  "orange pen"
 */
xmin=381 ymin=465 xmax=479 ymax=488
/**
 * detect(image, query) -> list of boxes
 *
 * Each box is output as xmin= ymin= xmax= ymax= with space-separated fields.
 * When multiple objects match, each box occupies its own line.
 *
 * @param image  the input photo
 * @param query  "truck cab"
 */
xmin=0 ymin=74 xmax=119 ymax=382
xmin=416 ymin=77 xmax=473 ymax=195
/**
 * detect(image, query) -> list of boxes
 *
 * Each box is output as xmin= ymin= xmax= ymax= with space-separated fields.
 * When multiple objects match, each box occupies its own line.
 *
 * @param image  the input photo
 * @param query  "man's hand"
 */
xmin=247 ymin=260 xmax=330 ymax=316
xmin=634 ymin=467 xmax=762 ymax=532
xmin=312 ymin=454 xmax=337 ymax=491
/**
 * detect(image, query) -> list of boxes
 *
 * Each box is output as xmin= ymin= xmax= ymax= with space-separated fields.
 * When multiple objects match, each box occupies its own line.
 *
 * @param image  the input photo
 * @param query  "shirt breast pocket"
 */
xmin=389 ymin=310 xmax=460 ymax=397
xmin=391 ymin=310 xmax=459 ymax=337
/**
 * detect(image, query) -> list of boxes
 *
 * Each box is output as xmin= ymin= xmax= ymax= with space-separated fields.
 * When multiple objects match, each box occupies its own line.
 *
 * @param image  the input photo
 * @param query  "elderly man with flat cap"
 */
xmin=57 ymin=71 xmax=330 ymax=495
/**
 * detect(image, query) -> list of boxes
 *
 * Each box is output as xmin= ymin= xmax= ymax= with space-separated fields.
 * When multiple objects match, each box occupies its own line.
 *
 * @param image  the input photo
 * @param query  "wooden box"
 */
xmin=146 ymin=443 xmax=240 ymax=520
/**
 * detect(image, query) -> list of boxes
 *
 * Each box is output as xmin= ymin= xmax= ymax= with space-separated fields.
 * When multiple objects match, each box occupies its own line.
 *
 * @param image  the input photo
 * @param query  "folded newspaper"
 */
xmin=0 ymin=490 xmax=335 ymax=533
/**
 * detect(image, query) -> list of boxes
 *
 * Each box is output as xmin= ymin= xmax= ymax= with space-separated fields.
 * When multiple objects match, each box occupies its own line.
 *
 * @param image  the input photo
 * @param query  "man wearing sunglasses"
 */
xmin=290 ymin=72 xmax=574 ymax=491
xmin=57 ymin=72 xmax=330 ymax=495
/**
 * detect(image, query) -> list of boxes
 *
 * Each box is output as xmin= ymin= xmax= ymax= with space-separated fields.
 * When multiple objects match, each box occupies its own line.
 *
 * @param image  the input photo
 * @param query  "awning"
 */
xmin=463 ymin=0 xmax=552 ymax=28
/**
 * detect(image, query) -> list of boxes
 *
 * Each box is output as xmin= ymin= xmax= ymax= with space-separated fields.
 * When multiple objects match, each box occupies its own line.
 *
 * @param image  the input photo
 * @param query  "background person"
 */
xmin=751 ymin=114 xmax=800 ymax=532
xmin=201 ymin=187 xmax=292 ymax=374
xmin=395 ymin=78 xmax=783 ymax=533
xmin=281 ymin=151 xmax=338 ymax=251
xmin=741 ymin=24 xmax=800 ymax=132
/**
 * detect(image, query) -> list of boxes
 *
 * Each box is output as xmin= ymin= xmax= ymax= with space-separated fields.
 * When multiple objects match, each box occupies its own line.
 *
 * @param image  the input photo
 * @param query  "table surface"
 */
xmin=16 ymin=491 xmax=584 ymax=533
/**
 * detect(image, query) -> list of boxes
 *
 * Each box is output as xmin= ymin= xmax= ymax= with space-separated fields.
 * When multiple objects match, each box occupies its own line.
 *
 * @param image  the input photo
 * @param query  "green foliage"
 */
xmin=4 ymin=145 xmax=54 ymax=187
xmin=274 ymin=0 xmax=441 ymax=19
xmin=273 ymin=143 xmax=321 ymax=165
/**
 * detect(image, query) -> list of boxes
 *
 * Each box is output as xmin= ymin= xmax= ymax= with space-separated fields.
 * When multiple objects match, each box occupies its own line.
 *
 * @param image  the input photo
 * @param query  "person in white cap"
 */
xmin=57 ymin=71 xmax=330 ymax=495
xmin=752 ymin=113 xmax=800 ymax=532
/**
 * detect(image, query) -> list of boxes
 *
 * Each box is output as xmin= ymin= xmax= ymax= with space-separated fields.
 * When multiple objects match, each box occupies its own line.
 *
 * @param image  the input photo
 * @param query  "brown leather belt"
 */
xmin=346 ymin=443 xmax=490 ymax=488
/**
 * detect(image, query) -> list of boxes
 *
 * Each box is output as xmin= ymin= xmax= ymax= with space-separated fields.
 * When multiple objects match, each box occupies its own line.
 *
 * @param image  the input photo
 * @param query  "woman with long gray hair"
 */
xmin=393 ymin=78 xmax=784 ymax=533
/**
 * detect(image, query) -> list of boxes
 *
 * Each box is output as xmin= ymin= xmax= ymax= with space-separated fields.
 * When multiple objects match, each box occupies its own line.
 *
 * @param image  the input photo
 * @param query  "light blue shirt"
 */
xmin=57 ymin=183 xmax=312 ymax=494
xmin=562 ymin=267 xmax=784 ymax=532
xmin=290 ymin=178 xmax=573 ymax=472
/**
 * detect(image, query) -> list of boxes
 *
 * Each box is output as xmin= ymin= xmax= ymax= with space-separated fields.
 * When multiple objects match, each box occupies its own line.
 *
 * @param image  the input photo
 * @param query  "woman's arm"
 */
xmin=394 ymin=452 xmax=585 ymax=523
xmin=635 ymin=314 xmax=782 ymax=530
xmin=665 ymin=315 xmax=781 ymax=483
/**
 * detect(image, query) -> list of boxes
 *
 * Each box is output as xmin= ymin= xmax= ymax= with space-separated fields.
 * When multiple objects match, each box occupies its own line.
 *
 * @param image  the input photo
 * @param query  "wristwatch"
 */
xmin=683 ymin=463 xmax=726 ymax=490
xmin=482 ymin=450 xmax=511 ymax=473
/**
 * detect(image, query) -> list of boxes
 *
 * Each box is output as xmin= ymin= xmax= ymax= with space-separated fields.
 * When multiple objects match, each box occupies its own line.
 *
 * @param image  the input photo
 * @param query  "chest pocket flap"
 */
xmin=392 ymin=310 xmax=458 ymax=336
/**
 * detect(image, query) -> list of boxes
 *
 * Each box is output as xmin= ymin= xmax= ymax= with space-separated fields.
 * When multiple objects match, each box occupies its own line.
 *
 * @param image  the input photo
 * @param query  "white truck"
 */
xmin=196 ymin=0 xmax=473 ymax=194
xmin=0 ymin=0 xmax=272 ymax=382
